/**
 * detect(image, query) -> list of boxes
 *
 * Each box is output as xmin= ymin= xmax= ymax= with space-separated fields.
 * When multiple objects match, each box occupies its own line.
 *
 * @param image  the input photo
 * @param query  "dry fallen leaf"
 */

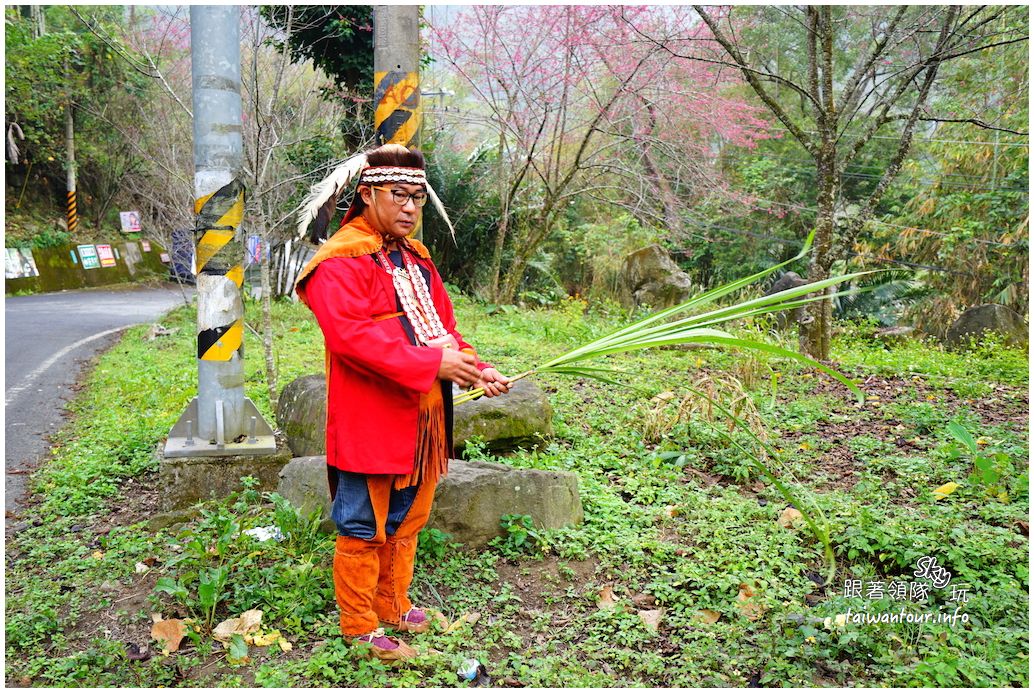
xmin=596 ymin=584 xmax=618 ymax=610
xmin=252 ymin=630 xmax=281 ymax=647
xmin=91 ymin=550 xmax=104 ymax=560
xmin=134 ymin=562 xmax=150 ymax=574
xmin=631 ymin=593 xmax=657 ymax=608
xmin=213 ymin=618 xmax=240 ymax=643
xmin=777 ymin=507 xmax=804 ymax=529
xmin=239 ymin=609 xmax=262 ymax=632
xmin=151 ymin=619 xmax=186 ymax=653
xmin=695 ymin=609 xmax=721 ymax=624
xmin=637 ymin=608 xmax=663 ymax=631
xmin=664 ymin=505 xmax=681 ymax=518
xmin=444 ymin=611 xmax=481 ymax=634
xmin=150 ymin=613 xmax=163 ymax=624
xmin=213 ymin=609 xmax=264 ymax=643
xmin=278 ymin=638 xmax=293 ymax=653
xmin=932 ymin=482 xmax=959 ymax=500
xmin=736 ymin=583 xmax=767 ymax=621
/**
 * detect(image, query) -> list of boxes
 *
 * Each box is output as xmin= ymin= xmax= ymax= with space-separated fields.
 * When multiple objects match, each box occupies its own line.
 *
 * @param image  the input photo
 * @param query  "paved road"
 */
xmin=5 ymin=283 xmax=193 ymax=515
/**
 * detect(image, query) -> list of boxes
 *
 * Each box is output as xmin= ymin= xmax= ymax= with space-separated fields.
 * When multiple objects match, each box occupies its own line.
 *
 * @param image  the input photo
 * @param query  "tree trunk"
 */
xmin=635 ymin=98 xmax=680 ymax=233
xmin=30 ymin=5 xmax=45 ymax=38
xmin=255 ymin=215 xmax=279 ymax=412
xmin=488 ymin=129 xmax=508 ymax=301
xmin=803 ymin=150 xmax=837 ymax=360
xmin=497 ymin=231 xmax=527 ymax=305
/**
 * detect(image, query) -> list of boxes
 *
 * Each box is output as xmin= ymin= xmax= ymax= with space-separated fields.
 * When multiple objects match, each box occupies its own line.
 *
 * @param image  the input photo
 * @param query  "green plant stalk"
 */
xmin=559 ymin=270 xmax=875 ymax=359
xmin=682 ymin=384 xmax=836 ymax=586
xmin=456 ymin=253 xmax=873 ymax=405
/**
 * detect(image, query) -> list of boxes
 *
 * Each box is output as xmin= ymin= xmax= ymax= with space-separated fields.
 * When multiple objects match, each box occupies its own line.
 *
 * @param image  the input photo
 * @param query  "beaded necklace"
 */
xmin=373 ymin=244 xmax=447 ymax=345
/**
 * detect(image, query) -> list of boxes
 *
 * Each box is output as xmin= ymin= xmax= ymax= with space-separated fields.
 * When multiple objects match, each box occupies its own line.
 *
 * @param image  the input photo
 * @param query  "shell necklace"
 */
xmin=374 ymin=244 xmax=447 ymax=345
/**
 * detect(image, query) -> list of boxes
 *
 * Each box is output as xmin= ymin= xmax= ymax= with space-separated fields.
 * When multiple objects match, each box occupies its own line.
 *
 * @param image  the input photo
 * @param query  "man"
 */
xmin=294 ymin=144 xmax=510 ymax=660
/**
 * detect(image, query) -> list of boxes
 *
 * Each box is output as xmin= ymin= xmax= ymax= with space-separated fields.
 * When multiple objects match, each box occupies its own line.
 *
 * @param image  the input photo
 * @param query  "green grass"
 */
xmin=4 ymin=293 xmax=1028 ymax=687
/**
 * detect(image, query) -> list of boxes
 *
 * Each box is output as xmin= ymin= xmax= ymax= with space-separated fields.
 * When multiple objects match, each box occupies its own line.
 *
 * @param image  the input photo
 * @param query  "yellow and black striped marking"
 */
xmin=66 ymin=190 xmax=79 ymax=234
xmin=198 ymin=320 xmax=244 ymax=361
xmin=194 ymin=178 xmax=246 ymax=361
xmin=374 ymin=69 xmax=421 ymax=146
xmin=194 ymin=179 xmax=245 ymax=273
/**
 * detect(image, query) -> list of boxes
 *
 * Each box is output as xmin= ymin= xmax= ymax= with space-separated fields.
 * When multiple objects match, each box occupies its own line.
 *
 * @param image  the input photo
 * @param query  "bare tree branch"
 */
xmin=694 ymin=5 xmax=819 ymax=156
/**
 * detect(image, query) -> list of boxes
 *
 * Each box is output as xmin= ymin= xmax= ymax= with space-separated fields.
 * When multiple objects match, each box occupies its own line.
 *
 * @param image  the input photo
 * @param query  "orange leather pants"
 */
xmin=333 ymin=474 xmax=438 ymax=636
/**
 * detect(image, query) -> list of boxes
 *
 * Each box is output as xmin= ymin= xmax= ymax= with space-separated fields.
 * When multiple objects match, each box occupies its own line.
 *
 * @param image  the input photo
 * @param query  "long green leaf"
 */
xmin=575 ymin=270 xmax=876 ymax=357
xmin=684 ymin=335 xmax=864 ymax=402
xmin=551 ymin=230 xmax=818 ymax=364
xmin=541 ymin=366 xmax=650 ymax=393
xmin=548 ymin=269 xmax=875 ymax=367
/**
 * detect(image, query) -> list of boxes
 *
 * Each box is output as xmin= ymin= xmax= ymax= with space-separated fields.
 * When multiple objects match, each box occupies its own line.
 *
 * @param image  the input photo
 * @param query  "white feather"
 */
xmin=426 ymin=183 xmax=456 ymax=245
xmin=294 ymin=153 xmax=368 ymax=241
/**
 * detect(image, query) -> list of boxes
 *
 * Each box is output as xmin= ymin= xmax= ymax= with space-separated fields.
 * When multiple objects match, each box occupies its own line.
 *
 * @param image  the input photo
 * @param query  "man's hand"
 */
xmin=437 ymin=348 xmax=480 ymax=387
xmin=473 ymin=367 xmax=511 ymax=398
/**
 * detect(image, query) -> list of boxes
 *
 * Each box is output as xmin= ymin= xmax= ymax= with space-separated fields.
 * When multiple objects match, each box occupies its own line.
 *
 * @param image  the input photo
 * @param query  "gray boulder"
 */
xmin=276 ymin=456 xmax=336 ymax=533
xmin=277 ymin=374 xmax=553 ymax=457
xmin=766 ymin=271 xmax=810 ymax=330
xmin=454 ymin=379 xmax=552 ymax=453
xmin=276 ymin=375 xmax=326 ymax=457
xmin=945 ymin=304 xmax=1028 ymax=350
xmin=428 ymin=459 xmax=583 ymax=546
xmin=623 ymin=245 xmax=694 ymax=309
xmin=276 ymin=456 xmax=583 ymax=546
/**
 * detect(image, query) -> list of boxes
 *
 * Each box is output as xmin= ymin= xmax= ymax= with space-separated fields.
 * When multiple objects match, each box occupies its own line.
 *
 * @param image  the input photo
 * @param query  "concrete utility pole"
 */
xmin=65 ymin=85 xmax=77 ymax=236
xmin=165 ymin=5 xmax=275 ymax=458
xmin=373 ymin=5 xmax=421 ymax=148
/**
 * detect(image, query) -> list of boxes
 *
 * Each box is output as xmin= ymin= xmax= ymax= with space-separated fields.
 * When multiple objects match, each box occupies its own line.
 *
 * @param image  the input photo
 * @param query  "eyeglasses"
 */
xmin=371 ymin=186 xmax=428 ymax=207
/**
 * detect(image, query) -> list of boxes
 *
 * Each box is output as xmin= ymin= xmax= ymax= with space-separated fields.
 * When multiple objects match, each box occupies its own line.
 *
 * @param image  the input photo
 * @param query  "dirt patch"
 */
xmin=808 ymin=371 xmax=1028 ymax=429
xmin=775 ymin=371 xmax=1027 ymax=493
xmin=107 ymin=469 xmax=162 ymax=528
xmin=490 ymin=555 xmax=598 ymax=614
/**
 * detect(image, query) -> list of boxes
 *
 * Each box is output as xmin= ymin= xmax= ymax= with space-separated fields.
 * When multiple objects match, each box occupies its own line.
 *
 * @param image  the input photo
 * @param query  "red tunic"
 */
xmin=296 ymin=217 xmax=486 ymax=476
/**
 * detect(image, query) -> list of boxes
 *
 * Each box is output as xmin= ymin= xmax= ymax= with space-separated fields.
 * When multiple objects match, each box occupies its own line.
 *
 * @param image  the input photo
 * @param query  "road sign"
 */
xmin=78 ymin=244 xmax=100 ymax=269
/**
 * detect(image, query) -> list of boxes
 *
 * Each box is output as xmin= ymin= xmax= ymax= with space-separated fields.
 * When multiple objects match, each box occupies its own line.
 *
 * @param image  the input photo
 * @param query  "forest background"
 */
xmin=5 ymin=5 xmax=1028 ymax=342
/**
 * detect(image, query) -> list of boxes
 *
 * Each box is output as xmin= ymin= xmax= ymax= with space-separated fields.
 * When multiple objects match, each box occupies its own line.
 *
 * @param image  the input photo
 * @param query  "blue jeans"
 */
xmin=331 ymin=470 xmax=419 ymax=539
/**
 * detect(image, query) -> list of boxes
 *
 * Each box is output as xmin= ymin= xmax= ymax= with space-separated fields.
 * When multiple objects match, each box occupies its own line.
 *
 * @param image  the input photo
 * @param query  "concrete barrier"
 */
xmin=5 ymin=239 xmax=170 ymax=294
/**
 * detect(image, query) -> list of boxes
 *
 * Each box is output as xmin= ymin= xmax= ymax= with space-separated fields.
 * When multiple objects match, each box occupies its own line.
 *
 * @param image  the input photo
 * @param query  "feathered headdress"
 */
xmin=295 ymin=151 xmax=456 ymax=244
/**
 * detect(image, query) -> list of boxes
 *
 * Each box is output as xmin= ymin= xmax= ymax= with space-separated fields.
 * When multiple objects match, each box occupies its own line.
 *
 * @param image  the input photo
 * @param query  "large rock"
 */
xmin=945 ymin=304 xmax=1028 ymax=349
xmin=276 ymin=375 xmax=553 ymax=457
xmin=454 ymin=379 xmax=553 ymax=453
xmin=766 ymin=271 xmax=810 ymax=330
xmin=277 ymin=456 xmax=583 ymax=546
xmin=276 ymin=375 xmax=326 ymax=457
xmin=623 ymin=245 xmax=694 ymax=309
xmin=277 ymin=456 xmax=336 ymax=533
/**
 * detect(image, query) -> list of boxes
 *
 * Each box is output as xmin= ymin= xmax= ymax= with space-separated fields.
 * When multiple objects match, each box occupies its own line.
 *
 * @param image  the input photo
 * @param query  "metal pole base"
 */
xmin=164 ymin=397 xmax=277 ymax=457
